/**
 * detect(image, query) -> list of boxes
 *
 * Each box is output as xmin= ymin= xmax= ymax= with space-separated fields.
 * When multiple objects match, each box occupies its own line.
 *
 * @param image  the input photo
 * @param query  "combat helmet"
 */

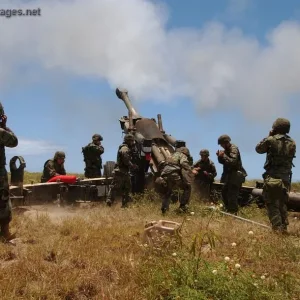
xmin=92 ymin=134 xmax=103 ymax=141
xmin=54 ymin=151 xmax=66 ymax=160
xmin=218 ymin=134 xmax=231 ymax=145
xmin=177 ymin=147 xmax=190 ymax=157
xmin=0 ymin=102 xmax=4 ymax=116
xmin=272 ymin=118 xmax=290 ymax=134
xmin=200 ymin=149 xmax=209 ymax=156
xmin=124 ymin=133 xmax=135 ymax=143
xmin=174 ymin=140 xmax=186 ymax=148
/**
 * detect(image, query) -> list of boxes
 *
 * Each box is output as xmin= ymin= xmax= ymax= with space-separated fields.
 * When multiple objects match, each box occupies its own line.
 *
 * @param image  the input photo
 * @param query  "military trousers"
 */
xmin=263 ymin=176 xmax=289 ymax=232
xmin=107 ymin=171 xmax=131 ymax=205
xmin=221 ymin=182 xmax=241 ymax=214
xmin=84 ymin=166 xmax=101 ymax=178
xmin=160 ymin=172 xmax=190 ymax=211
xmin=0 ymin=168 xmax=12 ymax=226
xmin=194 ymin=180 xmax=212 ymax=202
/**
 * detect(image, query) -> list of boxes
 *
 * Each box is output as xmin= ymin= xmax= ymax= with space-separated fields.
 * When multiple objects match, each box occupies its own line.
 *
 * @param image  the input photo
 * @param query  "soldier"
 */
xmin=255 ymin=118 xmax=296 ymax=233
xmin=41 ymin=151 xmax=67 ymax=183
xmin=216 ymin=135 xmax=247 ymax=215
xmin=0 ymin=102 xmax=18 ymax=241
xmin=155 ymin=147 xmax=197 ymax=214
xmin=106 ymin=133 xmax=138 ymax=208
xmin=82 ymin=134 xmax=104 ymax=178
xmin=193 ymin=149 xmax=217 ymax=201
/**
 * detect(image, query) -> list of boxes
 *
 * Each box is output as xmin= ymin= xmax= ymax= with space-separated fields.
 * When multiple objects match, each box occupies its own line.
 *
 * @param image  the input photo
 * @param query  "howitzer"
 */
xmin=9 ymin=156 xmax=115 ymax=208
xmin=116 ymin=88 xmax=187 ymax=193
xmin=211 ymin=181 xmax=300 ymax=211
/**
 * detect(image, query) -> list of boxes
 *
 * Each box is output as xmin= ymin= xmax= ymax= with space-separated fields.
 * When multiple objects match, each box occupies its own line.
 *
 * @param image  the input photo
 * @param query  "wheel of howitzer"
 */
xmin=103 ymin=161 xmax=116 ymax=177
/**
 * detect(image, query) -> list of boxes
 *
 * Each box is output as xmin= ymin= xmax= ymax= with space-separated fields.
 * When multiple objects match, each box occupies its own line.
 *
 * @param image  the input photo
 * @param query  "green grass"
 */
xmin=0 ymin=172 xmax=299 ymax=299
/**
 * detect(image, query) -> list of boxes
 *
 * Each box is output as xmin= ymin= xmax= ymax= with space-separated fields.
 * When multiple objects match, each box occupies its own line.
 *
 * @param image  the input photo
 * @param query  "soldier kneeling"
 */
xmin=155 ymin=147 xmax=197 ymax=214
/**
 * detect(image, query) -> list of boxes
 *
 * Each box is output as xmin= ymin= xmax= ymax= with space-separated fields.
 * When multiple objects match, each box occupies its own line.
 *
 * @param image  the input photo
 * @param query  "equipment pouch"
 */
xmin=264 ymin=177 xmax=283 ymax=199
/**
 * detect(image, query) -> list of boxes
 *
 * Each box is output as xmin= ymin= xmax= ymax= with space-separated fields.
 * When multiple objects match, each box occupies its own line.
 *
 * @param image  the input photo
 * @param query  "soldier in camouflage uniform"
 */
xmin=255 ymin=118 xmax=296 ymax=233
xmin=155 ymin=147 xmax=197 ymax=214
xmin=41 ymin=151 xmax=67 ymax=182
xmin=0 ymin=102 xmax=18 ymax=241
xmin=106 ymin=134 xmax=138 ymax=208
xmin=193 ymin=149 xmax=217 ymax=201
xmin=82 ymin=134 xmax=104 ymax=178
xmin=217 ymin=135 xmax=247 ymax=214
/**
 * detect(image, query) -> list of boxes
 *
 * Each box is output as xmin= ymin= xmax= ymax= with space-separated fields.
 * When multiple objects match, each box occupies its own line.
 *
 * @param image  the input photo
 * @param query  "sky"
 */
xmin=1 ymin=0 xmax=300 ymax=180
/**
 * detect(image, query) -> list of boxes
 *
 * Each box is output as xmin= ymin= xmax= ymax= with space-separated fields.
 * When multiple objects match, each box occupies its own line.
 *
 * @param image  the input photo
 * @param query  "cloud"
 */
xmin=0 ymin=0 xmax=299 ymax=123
xmin=6 ymin=138 xmax=64 ymax=156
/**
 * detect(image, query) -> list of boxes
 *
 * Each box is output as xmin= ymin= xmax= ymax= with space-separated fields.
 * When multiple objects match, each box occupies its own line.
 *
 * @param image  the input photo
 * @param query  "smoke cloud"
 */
xmin=0 ymin=0 xmax=300 ymax=122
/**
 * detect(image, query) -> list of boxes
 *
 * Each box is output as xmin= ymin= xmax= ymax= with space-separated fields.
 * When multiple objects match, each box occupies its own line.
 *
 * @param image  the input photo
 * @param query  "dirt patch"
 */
xmin=20 ymin=205 xmax=83 ymax=224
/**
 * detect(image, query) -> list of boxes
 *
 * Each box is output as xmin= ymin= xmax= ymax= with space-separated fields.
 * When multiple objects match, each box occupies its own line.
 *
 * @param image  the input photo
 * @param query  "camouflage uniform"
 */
xmin=41 ymin=151 xmax=67 ymax=183
xmin=106 ymin=134 xmax=136 ymax=208
xmin=255 ymin=118 xmax=296 ymax=232
xmin=156 ymin=147 xmax=194 ymax=214
xmin=82 ymin=134 xmax=104 ymax=178
xmin=217 ymin=135 xmax=247 ymax=214
xmin=0 ymin=102 xmax=18 ymax=241
xmin=193 ymin=149 xmax=217 ymax=201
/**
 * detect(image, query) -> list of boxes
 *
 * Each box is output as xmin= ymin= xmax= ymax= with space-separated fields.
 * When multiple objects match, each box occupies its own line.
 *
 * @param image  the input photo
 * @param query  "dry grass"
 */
xmin=0 ymin=174 xmax=299 ymax=299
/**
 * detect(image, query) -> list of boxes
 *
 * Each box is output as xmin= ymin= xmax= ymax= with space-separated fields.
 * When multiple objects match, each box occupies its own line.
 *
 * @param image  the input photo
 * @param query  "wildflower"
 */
xmin=172 ymin=252 xmax=177 ymax=257
xmin=261 ymin=275 xmax=266 ymax=280
xmin=190 ymin=212 xmax=195 ymax=216
xmin=224 ymin=256 xmax=230 ymax=262
xmin=212 ymin=269 xmax=217 ymax=275
xmin=231 ymin=242 xmax=237 ymax=247
xmin=235 ymin=263 xmax=241 ymax=269
xmin=248 ymin=231 xmax=254 ymax=236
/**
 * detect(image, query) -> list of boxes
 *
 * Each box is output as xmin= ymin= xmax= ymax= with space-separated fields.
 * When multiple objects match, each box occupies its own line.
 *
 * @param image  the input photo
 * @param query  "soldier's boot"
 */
xmin=161 ymin=207 xmax=169 ymax=215
xmin=121 ymin=195 xmax=130 ymax=208
xmin=0 ymin=223 xmax=16 ymax=242
xmin=106 ymin=188 xmax=115 ymax=207
xmin=176 ymin=204 xmax=189 ymax=214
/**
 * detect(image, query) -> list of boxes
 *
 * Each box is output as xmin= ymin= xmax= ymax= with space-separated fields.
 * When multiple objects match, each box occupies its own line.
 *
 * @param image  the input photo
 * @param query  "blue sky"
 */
xmin=1 ymin=0 xmax=300 ymax=180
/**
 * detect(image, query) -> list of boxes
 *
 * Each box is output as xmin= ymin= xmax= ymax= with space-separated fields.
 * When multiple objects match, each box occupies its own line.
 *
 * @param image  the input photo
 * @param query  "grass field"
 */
xmin=0 ymin=173 xmax=299 ymax=299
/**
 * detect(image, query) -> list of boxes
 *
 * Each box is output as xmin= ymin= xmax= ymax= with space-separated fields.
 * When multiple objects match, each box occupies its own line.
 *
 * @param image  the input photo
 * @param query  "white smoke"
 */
xmin=0 ymin=0 xmax=300 ymax=121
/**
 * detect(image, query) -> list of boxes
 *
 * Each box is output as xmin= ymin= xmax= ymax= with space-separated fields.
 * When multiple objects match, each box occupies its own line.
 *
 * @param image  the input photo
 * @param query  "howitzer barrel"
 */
xmin=252 ymin=188 xmax=300 ymax=210
xmin=116 ymin=88 xmax=141 ymax=119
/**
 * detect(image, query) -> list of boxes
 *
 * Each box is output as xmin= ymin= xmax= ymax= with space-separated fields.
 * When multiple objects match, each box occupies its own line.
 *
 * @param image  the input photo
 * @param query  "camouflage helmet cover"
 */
xmin=92 ymin=134 xmax=103 ymax=141
xmin=124 ymin=133 xmax=135 ymax=142
xmin=178 ymin=147 xmax=190 ymax=157
xmin=0 ymin=102 xmax=4 ymax=115
xmin=218 ymin=134 xmax=231 ymax=145
xmin=272 ymin=118 xmax=290 ymax=134
xmin=200 ymin=149 xmax=210 ymax=156
xmin=54 ymin=151 xmax=66 ymax=160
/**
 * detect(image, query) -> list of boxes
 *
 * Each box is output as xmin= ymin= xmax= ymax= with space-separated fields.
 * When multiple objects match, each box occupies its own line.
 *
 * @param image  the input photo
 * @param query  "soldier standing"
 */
xmin=255 ymin=118 xmax=296 ymax=233
xmin=155 ymin=147 xmax=197 ymax=214
xmin=41 ymin=151 xmax=67 ymax=182
xmin=106 ymin=134 xmax=137 ymax=208
xmin=82 ymin=134 xmax=104 ymax=178
xmin=0 ymin=102 xmax=18 ymax=241
xmin=193 ymin=149 xmax=217 ymax=201
xmin=216 ymin=135 xmax=247 ymax=215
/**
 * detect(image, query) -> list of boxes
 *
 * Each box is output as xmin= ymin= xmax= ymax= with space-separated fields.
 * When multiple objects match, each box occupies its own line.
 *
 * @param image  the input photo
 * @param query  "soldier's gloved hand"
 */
xmin=192 ymin=169 xmax=198 ymax=175
xmin=203 ymin=171 xmax=208 ymax=176
xmin=0 ymin=115 xmax=7 ymax=128
xmin=217 ymin=150 xmax=224 ymax=157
